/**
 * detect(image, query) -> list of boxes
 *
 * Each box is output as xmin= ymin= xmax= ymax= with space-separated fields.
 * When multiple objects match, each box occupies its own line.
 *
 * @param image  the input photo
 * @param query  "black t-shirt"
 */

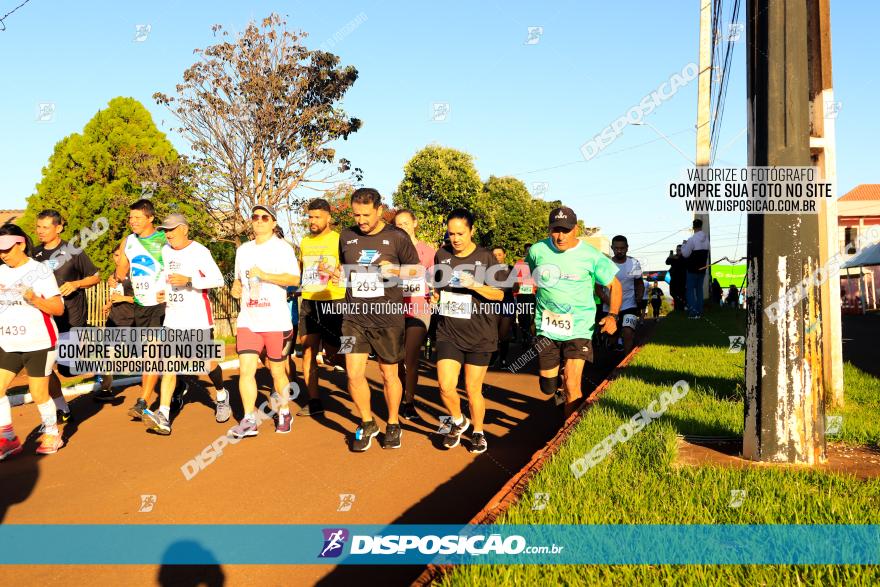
xmin=434 ymin=245 xmax=500 ymax=353
xmin=108 ymin=276 xmax=135 ymax=327
xmin=338 ymin=223 xmax=420 ymax=328
xmin=496 ymin=264 xmax=515 ymax=303
xmin=32 ymin=240 xmax=99 ymax=330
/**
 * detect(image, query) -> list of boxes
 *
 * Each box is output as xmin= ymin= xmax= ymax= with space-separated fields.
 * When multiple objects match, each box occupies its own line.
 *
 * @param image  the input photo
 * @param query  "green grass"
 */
xmin=440 ymin=309 xmax=880 ymax=586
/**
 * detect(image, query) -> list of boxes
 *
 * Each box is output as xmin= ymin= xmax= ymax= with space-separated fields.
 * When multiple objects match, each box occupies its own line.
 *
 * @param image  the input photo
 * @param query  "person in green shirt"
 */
xmin=526 ymin=207 xmax=622 ymax=418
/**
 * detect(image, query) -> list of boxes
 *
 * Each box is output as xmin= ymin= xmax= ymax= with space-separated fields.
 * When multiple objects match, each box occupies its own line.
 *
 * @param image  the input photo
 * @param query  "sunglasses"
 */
xmin=251 ymin=214 xmax=273 ymax=222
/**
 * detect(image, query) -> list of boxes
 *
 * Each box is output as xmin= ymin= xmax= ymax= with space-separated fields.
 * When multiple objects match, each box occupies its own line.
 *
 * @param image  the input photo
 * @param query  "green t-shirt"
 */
xmin=526 ymin=238 xmax=619 ymax=340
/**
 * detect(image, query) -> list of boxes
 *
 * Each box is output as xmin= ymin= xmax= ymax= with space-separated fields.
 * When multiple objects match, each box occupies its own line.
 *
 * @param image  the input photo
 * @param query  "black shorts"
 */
xmin=341 ymin=320 xmax=405 ymax=364
xmin=537 ymin=336 xmax=594 ymax=371
xmin=405 ymin=316 xmax=428 ymax=331
xmin=54 ymin=319 xmax=85 ymax=378
xmin=0 ymin=347 xmax=56 ymax=378
xmin=134 ymin=304 xmax=166 ymax=327
xmin=299 ymin=299 xmax=343 ymax=347
xmin=436 ymin=340 xmax=492 ymax=367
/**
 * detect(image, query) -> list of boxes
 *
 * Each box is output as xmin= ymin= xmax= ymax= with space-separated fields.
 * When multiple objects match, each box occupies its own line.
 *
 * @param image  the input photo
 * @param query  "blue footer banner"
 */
xmin=1 ymin=524 xmax=879 ymax=564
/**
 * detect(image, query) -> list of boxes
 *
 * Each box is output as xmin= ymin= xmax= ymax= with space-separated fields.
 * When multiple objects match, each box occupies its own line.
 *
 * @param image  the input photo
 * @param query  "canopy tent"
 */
xmin=841 ymin=241 xmax=880 ymax=269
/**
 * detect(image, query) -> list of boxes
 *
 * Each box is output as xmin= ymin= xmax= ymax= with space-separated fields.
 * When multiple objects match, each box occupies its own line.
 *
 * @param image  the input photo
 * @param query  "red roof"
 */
xmin=840 ymin=185 xmax=880 ymax=202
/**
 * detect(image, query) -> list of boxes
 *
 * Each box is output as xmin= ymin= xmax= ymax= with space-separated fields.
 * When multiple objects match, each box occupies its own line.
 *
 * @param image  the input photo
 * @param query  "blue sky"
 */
xmin=1 ymin=0 xmax=877 ymax=270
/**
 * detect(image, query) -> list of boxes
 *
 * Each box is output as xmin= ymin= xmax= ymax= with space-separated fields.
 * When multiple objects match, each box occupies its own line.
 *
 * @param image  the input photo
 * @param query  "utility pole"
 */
xmin=696 ymin=0 xmax=712 ymax=297
xmin=743 ymin=0 xmax=826 ymax=464
xmin=808 ymin=0 xmax=844 ymax=407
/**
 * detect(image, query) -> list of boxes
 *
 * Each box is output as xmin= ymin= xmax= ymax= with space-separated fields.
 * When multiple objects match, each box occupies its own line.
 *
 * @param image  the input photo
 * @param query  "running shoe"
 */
xmin=399 ymin=401 xmax=422 ymax=422
xmin=442 ymin=417 xmax=471 ymax=449
xmin=36 ymin=433 xmax=65 ymax=455
xmin=170 ymin=381 xmax=189 ymax=414
xmin=0 ymin=436 xmax=23 ymax=461
xmin=57 ymin=409 xmax=72 ymax=424
xmin=215 ymin=397 xmax=232 ymax=423
xmin=468 ymin=432 xmax=488 ymax=454
xmin=382 ymin=423 xmax=402 ymax=449
xmin=228 ymin=418 xmax=259 ymax=439
xmin=142 ymin=409 xmax=172 ymax=436
xmin=275 ymin=411 xmax=293 ymax=434
xmin=93 ymin=387 xmax=116 ymax=403
xmin=128 ymin=398 xmax=147 ymax=420
xmin=351 ymin=420 xmax=380 ymax=452
xmin=296 ymin=399 xmax=324 ymax=417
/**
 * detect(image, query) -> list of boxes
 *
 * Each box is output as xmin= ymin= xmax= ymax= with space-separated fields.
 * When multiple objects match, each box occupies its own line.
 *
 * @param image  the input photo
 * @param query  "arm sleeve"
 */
xmin=76 ymin=250 xmax=99 ymax=279
xmin=283 ymin=243 xmax=301 ymax=276
xmin=682 ymin=236 xmax=694 ymax=258
xmin=191 ymin=247 xmax=225 ymax=289
xmin=399 ymin=233 xmax=420 ymax=266
xmin=35 ymin=269 xmax=62 ymax=299
xmin=594 ymin=254 xmax=620 ymax=287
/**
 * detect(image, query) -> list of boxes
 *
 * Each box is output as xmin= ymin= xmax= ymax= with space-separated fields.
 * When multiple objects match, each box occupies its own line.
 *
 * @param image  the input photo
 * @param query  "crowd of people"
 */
xmin=0 ymin=187 xmax=665 ymax=459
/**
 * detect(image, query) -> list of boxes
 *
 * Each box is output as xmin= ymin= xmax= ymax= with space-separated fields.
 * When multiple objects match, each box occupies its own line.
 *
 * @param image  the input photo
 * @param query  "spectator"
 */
xmin=681 ymin=219 xmax=710 ymax=319
xmin=711 ymin=279 xmax=723 ymax=307
xmin=665 ymin=245 xmax=687 ymax=313
xmin=726 ymin=284 xmax=740 ymax=309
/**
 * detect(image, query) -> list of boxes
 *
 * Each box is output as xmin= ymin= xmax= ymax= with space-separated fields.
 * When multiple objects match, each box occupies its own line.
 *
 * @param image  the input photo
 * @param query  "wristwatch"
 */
xmin=186 ymin=279 xmax=192 ymax=288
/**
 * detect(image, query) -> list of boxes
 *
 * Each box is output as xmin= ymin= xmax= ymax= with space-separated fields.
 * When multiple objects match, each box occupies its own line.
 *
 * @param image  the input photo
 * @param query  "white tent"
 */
xmin=842 ymin=241 xmax=880 ymax=269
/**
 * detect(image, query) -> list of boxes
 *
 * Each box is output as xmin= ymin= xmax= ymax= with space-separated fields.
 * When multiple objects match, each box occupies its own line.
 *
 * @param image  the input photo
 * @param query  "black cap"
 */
xmin=548 ymin=206 xmax=577 ymax=230
xmin=251 ymin=204 xmax=277 ymax=221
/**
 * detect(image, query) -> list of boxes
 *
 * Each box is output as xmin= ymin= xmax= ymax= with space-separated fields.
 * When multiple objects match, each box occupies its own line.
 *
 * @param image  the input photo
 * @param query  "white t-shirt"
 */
xmin=235 ymin=237 xmax=300 ymax=333
xmin=161 ymin=241 xmax=225 ymax=330
xmin=0 ymin=258 xmax=62 ymax=352
xmin=604 ymin=256 xmax=643 ymax=312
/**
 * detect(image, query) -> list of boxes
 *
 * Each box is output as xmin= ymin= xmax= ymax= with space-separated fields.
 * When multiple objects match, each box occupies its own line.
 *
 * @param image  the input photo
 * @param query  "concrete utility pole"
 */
xmin=808 ymin=0 xmax=844 ymax=407
xmin=696 ymin=0 xmax=713 ymax=297
xmin=743 ymin=0 xmax=826 ymax=464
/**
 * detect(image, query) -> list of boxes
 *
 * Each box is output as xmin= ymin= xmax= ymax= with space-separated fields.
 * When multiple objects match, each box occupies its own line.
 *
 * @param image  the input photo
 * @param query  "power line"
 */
xmin=0 ymin=0 xmax=31 ymax=31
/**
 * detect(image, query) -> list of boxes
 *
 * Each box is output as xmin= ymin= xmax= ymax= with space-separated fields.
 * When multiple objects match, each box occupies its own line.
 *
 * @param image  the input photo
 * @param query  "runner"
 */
xmin=650 ymin=283 xmax=663 ymax=318
xmin=526 ymin=207 xmax=622 ymax=418
xmin=603 ymin=235 xmax=643 ymax=356
xmin=433 ymin=209 xmax=504 ymax=454
xmin=228 ymin=205 xmax=300 ymax=438
xmin=296 ymin=198 xmax=345 ymax=418
xmin=324 ymin=188 xmax=419 ymax=451
xmin=140 ymin=214 xmax=226 ymax=435
xmin=93 ymin=247 xmax=134 ymax=402
xmin=393 ymin=209 xmax=434 ymax=422
xmin=0 ymin=225 xmax=66 ymax=457
xmin=513 ymin=244 xmax=536 ymax=345
xmin=32 ymin=210 xmax=101 ymax=423
xmin=490 ymin=246 xmax=515 ymax=369
xmin=112 ymin=199 xmax=167 ymax=420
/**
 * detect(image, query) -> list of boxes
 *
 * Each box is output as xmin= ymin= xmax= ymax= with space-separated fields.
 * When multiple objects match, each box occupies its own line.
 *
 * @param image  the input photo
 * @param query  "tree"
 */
xmin=481 ymin=175 xmax=560 ymax=259
xmin=393 ymin=145 xmax=485 ymax=246
xmin=19 ymin=97 xmax=222 ymax=277
xmin=154 ymin=14 xmax=362 ymax=244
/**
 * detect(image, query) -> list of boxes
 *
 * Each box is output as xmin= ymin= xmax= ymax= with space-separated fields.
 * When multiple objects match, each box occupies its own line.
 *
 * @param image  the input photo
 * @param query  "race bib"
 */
xmin=542 ymin=310 xmax=573 ymax=337
xmin=302 ymin=266 xmax=328 ymax=288
xmin=402 ymin=278 xmax=427 ymax=298
xmin=132 ymin=277 xmax=159 ymax=304
xmin=0 ymin=324 xmax=27 ymax=337
xmin=439 ymin=290 xmax=472 ymax=319
xmin=351 ymin=272 xmax=383 ymax=298
xmin=164 ymin=285 xmax=186 ymax=306
xmin=622 ymin=314 xmax=639 ymax=329
xmin=519 ymin=284 xmax=534 ymax=295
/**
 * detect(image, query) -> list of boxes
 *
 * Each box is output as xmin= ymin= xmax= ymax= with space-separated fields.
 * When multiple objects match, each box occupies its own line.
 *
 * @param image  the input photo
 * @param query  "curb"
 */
xmin=411 ymin=337 xmax=650 ymax=586
xmin=9 ymin=358 xmax=242 ymax=408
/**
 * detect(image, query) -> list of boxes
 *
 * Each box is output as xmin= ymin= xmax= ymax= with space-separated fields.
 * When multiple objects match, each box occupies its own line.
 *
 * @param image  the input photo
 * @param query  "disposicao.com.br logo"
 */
xmin=318 ymin=528 xmax=563 ymax=558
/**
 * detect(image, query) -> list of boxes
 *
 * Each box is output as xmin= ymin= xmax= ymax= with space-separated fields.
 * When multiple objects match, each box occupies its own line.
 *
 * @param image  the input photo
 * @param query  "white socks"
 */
xmin=37 ymin=400 xmax=58 ymax=435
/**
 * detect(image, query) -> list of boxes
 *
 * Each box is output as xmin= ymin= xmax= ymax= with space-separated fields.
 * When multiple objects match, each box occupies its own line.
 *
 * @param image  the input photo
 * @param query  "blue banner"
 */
xmin=0 ymin=524 xmax=878 ymax=565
